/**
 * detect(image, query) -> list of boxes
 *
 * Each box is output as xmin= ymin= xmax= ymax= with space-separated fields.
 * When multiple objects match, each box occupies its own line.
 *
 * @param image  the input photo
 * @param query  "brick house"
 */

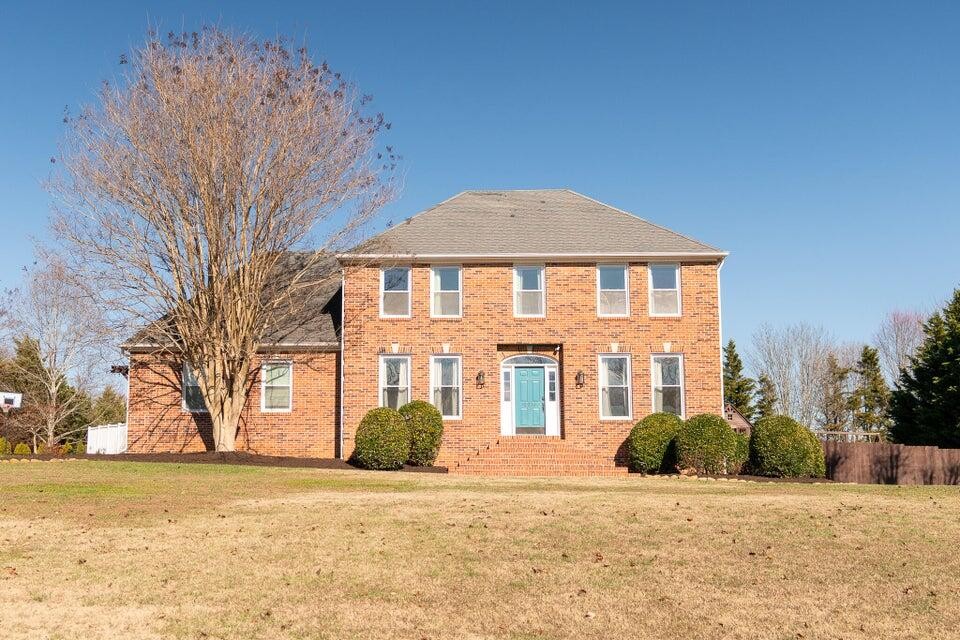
xmin=125 ymin=189 xmax=727 ymax=475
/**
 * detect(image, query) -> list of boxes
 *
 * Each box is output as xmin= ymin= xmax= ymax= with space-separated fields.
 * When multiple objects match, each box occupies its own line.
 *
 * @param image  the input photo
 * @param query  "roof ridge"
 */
xmin=561 ymin=189 xmax=721 ymax=253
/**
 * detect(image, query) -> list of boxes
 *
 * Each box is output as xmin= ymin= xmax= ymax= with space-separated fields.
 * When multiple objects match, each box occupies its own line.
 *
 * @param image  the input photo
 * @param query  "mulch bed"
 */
xmin=6 ymin=451 xmax=448 ymax=473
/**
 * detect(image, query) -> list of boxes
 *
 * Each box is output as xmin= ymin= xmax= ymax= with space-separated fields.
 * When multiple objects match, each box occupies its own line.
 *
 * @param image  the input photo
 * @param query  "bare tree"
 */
xmin=2 ymin=261 xmax=110 ymax=451
xmin=49 ymin=28 xmax=395 ymax=451
xmin=874 ymin=310 xmax=925 ymax=384
xmin=750 ymin=323 xmax=833 ymax=427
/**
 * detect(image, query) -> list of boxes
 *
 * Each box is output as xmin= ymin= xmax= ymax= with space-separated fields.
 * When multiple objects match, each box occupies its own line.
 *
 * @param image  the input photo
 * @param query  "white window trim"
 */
xmin=651 ymin=353 xmax=686 ymax=418
xmin=378 ymin=354 xmax=412 ymax=409
xmin=379 ymin=266 xmax=412 ymax=319
xmin=181 ymin=363 xmax=208 ymax=414
xmin=648 ymin=263 xmax=682 ymax=317
xmin=513 ymin=264 xmax=546 ymax=318
xmin=429 ymin=354 xmax=462 ymax=420
xmin=260 ymin=360 xmax=293 ymax=413
xmin=596 ymin=264 xmax=630 ymax=318
xmin=429 ymin=265 xmax=463 ymax=318
xmin=597 ymin=353 xmax=633 ymax=421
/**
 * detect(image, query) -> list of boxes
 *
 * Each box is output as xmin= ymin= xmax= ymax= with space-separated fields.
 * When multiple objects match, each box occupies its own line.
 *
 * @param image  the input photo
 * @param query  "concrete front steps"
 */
xmin=450 ymin=436 xmax=629 ymax=477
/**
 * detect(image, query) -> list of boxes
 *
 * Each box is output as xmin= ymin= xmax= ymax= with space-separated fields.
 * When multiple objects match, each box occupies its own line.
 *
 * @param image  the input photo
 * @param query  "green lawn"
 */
xmin=1 ymin=460 xmax=958 ymax=639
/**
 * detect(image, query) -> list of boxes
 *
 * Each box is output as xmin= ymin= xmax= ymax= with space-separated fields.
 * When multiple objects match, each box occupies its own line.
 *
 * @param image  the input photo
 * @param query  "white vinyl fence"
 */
xmin=85 ymin=423 xmax=128 ymax=455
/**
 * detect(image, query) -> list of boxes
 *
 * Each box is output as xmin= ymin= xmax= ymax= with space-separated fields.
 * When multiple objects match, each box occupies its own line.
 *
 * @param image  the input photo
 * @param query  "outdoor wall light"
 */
xmin=575 ymin=370 xmax=585 ymax=388
xmin=476 ymin=371 xmax=485 ymax=388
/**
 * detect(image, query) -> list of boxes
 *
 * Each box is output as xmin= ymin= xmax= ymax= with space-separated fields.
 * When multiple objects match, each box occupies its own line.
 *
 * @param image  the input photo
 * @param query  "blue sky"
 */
xmin=1 ymin=1 xmax=957 ymax=355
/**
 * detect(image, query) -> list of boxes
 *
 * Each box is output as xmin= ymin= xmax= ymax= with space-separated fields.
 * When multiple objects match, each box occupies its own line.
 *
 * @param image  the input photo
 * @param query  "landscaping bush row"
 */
xmin=627 ymin=412 xmax=824 ymax=478
xmin=0 ymin=437 xmax=86 ymax=457
xmin=351 ymin=402 xmax=444 ymax=470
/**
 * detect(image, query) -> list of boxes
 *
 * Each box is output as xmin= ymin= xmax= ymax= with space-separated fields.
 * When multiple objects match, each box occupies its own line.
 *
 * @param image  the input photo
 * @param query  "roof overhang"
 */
xmin=122 ymin=341 xmax=341 ymax=355
xmin=338 ymin=251 xmax=729 ymax=264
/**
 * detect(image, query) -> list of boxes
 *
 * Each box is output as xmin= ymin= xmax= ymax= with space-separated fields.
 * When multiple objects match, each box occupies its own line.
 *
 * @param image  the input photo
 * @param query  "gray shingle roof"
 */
xmin=350 ymin=189 xmax=724 ymax=259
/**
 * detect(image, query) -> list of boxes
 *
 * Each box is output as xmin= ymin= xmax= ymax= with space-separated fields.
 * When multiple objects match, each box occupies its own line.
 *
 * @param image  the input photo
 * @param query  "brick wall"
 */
xmin=341 ymin=261 xmax=722 ymax=468
xmin=127 ymin=351 xmax=339 ymax=458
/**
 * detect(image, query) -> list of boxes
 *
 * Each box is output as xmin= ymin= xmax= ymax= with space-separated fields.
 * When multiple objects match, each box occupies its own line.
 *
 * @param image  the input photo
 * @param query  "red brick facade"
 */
xmin=125 ymin=261 xmax=722 ymax=473
xmin=126 ymin=351 xmax=339 ymax=458
xmin=341 ymin=261 xmax=722 ymax=470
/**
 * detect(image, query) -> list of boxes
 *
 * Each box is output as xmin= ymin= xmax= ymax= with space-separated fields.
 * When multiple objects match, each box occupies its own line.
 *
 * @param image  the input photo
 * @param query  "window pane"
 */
xmin=383 ymin=388 xmax=408 ymax=409
xmin=437 ymin=387 xmax=459 ymax=416
xmin=602 ymin=387 xmax=629 ymax=417
xmin=548 ymin=371 xmax=556 ymax=401
xmin=598 ymin=266 xmax=625 ymax=290
xmin=650 ymin=265 xmax=677 ymax=290
xmin=503 ymin=370 xmax=511 ymax=401
xmin=655 ymin=387 xmax=682 ymax=415
xmin=603 ymin=357 xmax=627 ymax=386
xmin=264 ymin=386 xmax=291 ymax=410
xmin=656 ymin=357 xmax=681 ymax=386
xmin=383 ymin=268 xmax=409 ymax=292
xmin=434 ymin=291 xmax=460 ymax=316
xmin=652 ymin=290 xmax=679 ymax=315
xmin=382 ymin=291 xmax=409 ymax=315
xmin=517 ymin=290 xmax=543 ymax=315
xmin=517 ymin=267 xmax=542 ymax=291
xmin=599 ymin=290 xmax=627 ymax=315
xmin=439 ymin=358 xmax=457 ymax=386
xmin=184 ymin=385 xmax=205 ymax=412
xmin=264 ymin=363 xmax=290 ymax=386
xmin=435 ymin=267 xmax=459 ymax=291
xmin=384 ymin=358 xmax=408 ymax=386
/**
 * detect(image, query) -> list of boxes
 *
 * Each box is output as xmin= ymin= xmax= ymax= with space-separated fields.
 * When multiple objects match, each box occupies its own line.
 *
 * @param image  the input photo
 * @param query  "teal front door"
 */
xmin=515 ymin=367 xmax=546 ymax=434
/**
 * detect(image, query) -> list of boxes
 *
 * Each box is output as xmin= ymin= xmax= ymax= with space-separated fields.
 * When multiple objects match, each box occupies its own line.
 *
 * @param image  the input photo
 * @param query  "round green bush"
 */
xmin=626 ymin=412 xmax=683 ymax=473
xmin=399 ymin=400 xmax=443 ymax=466
xmin=13 ymin=443 xmax=31 ymax=456
xmin=674 ymin=413 xmax=738 ymax=474
xmin=749 ymin=415 xmax=825 ymax=478
xmin=351 ymin=408 xmax=411 ymax=470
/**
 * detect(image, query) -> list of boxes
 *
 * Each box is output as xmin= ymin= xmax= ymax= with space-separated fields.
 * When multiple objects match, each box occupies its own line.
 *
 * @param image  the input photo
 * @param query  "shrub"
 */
xmin=0 ymin=437 xmax=10 ymax=456
xmin=399 ymin=400 xmax=443 ymax=466
xmin=13 ymin=443 xmax=31 ymax=456
xmin=626 ymin=412 xmax=683 ymax=473
xmin=749 ymin=415 xmax=825 ymax=477
xmin=731 ymin=432 xmax=750 ymax=474
xmin=351 ymin=408 xmax=410 ymax=470
xmin=674 ymin=413 xmax=738 ymax=474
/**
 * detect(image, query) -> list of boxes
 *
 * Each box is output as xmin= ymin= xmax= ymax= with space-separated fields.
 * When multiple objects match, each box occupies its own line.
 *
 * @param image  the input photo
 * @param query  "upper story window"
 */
xmin=379 ymin=355 xmax=411 ymax=410
xmin=182 ymin=363 xmax=206 ymax=413
xmin=649 ymin=264 xmax=681 ymax=316
xmin=513 ymin=266 xmax=545 ymax=317
xmin=430 ymin=355 xmax=462 ymax=419
xmin=431 ymin=266 xmax=462 ymax=317
xmin=597 ymin=265 xmax=629 ymax=317
xmin=261 ymin=361 xmax=292 ymax=412
xmin=652 ymin=354 xmax=685 ymax=417
xmin=599 ymin=354 xmax=632 ymax=419
xmin=380 ymin=267 xmax=411 ymax=318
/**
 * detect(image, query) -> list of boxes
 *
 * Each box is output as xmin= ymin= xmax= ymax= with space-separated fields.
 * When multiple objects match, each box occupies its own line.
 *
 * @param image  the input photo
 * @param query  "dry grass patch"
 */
xmin=1 ymin=462 xmax=959 ymax=639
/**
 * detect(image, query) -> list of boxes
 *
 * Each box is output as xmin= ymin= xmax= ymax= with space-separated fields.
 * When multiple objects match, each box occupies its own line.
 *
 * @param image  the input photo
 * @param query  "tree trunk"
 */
xmin=206 ymin=358 xmax=251 ymax=452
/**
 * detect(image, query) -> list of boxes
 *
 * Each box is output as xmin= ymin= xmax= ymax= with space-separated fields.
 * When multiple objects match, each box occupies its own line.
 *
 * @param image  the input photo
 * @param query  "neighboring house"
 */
xmin=125 ymin=189 xmax=727 ymax=475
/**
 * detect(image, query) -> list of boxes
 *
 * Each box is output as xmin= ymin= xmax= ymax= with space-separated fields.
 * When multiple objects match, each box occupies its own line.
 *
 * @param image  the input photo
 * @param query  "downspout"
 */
xmin=338 ymin=267 xmax=345 ymax=459
xmin=716 ymin=258 xmax=725 ymax=415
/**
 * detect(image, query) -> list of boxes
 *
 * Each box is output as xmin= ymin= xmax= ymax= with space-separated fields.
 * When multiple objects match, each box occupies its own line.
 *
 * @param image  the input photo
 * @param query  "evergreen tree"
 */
xmin=91 ymin=386 xmax=126 ymax=425
xmin=818 ymin=353 xmax=850 ymax=430
xmin=754 ymin=374 xmax=778 ymax=420
xmin=723 ymin=339 xmax=756 ymax=420
xmin=890 ymin=289 xmax=960 ymax=447
xmin=849 ymin=345 xmax=890 ymax=434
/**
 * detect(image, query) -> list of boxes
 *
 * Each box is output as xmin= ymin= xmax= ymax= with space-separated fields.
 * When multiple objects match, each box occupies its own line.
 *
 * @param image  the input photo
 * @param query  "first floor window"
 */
xmin=597 ymin=265 xmax=629 ymax=316
xmin=182 ymin=363 xmax=206 ymax=412
xmin=652 ymin=354 xmax=684 ymax=416
xmin=649 ymin=264 xmax=681 ymax=316
xmin=262 ymin=362 xmax=292 ymax=411
xmin=381 ymin=267 xmax=411 ymax=317
xmin=380 ymin=355 xmax=411 ymax=409
xmin=430 ymin=355 xmax=462 ymax=419
xmin=599 ymin=355 xmax=631 ymax=419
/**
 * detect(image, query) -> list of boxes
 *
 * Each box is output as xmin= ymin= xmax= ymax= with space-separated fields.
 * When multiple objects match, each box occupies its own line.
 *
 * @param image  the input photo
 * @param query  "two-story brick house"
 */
xmin=125 ymin=189 xmax=727 ymax=475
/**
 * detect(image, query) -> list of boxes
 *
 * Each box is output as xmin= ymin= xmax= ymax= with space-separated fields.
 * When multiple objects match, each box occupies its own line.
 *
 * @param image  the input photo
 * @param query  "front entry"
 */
xmin=514 ymin=366 xmax=546 ymax=434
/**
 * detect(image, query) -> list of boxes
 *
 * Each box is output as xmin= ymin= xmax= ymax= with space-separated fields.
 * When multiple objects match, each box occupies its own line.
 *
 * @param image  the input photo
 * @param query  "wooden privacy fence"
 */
xmin=823 ymin=441 xmax=960 ymax=485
